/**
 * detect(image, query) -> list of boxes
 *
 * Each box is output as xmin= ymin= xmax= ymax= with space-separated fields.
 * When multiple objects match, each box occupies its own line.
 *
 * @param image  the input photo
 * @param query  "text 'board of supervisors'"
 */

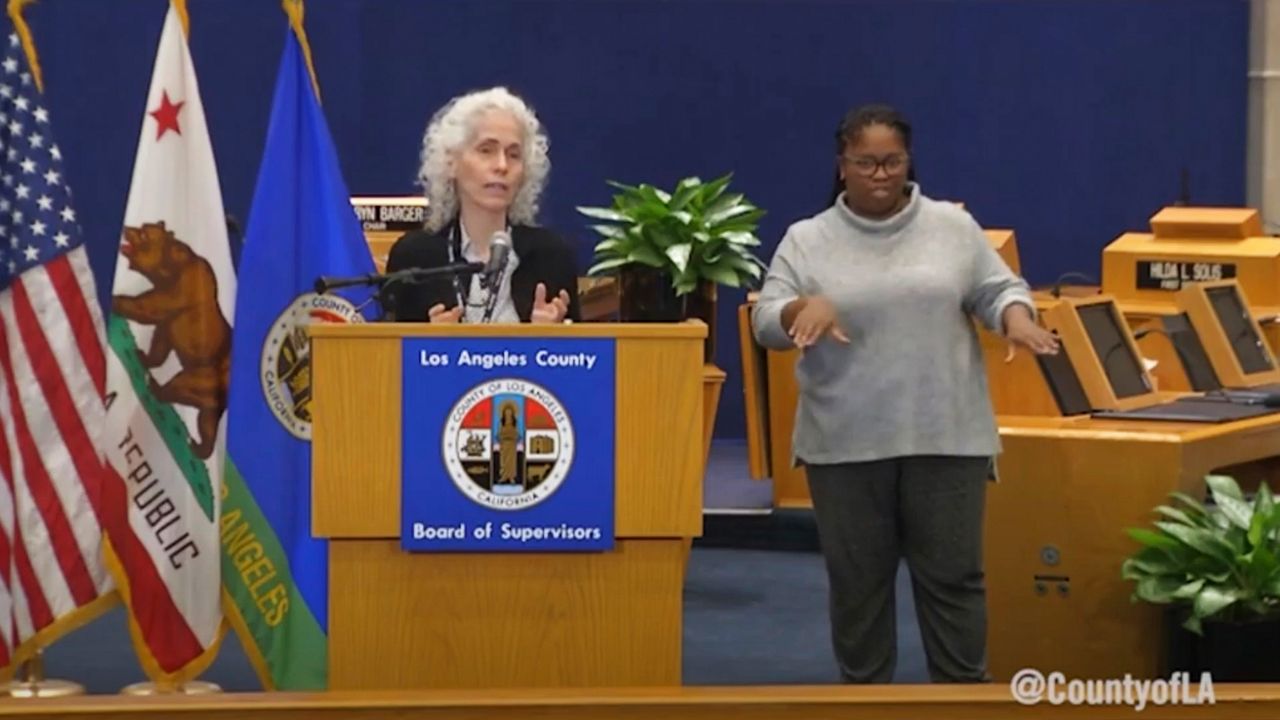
xmin=401 ymin=337 xmax=616 ymax=551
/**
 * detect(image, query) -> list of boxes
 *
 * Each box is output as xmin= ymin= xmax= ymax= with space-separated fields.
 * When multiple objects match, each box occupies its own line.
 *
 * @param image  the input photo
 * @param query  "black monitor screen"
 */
xmin=1037 ymin=339 xmax=1092 ymax=415
xmin=1078 ymin=303 xmax=1150 ymax=398
xmin=1162 ymin=313 xmax=1222 ymax=392
xmin=1206 ymin=286 xmax=1274 ymax=375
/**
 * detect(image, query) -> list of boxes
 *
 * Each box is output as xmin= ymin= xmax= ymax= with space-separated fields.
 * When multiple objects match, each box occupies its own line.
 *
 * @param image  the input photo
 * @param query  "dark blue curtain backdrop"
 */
xmin=31 ymin=0 xmax=1246 ymax=439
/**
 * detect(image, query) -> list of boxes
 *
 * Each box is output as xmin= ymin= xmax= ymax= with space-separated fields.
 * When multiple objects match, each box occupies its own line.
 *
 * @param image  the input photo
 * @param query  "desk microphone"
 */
xmin=1239 ymin=392 xmax=1280 ymax=407
xmin=1049 ymin=272 xmax=1098 ymax=299
xmin=1204 ymin=389 xmax=1280 ymax=407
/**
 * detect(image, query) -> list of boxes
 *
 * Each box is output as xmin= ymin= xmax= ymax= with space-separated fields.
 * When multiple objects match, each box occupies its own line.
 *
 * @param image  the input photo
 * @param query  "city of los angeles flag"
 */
xmin=100 ymin=2 xmax=231 ymax=684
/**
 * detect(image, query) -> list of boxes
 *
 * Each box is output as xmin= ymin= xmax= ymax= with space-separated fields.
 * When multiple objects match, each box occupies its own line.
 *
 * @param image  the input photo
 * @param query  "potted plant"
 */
xmin=1121 ymin=474 xmax=1280 ymax=681
xmin=577 ymin=174 xmax=767 ymax=361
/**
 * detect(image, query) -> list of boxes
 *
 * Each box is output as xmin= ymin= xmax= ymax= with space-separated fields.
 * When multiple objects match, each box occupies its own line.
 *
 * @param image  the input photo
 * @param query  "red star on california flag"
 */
xmin=149 ymin=90 xmax=184 ymax=140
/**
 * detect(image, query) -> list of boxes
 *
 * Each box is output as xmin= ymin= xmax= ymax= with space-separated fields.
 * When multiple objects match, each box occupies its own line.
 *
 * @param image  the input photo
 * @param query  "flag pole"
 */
xmin=0 ymin=0 xmax=84 ymax=699
xmin=0 ymin=0 xmax=83 ymax=700
xmin=282 ymin=0 xmax=321 ymax=101
xmin=7 ymin=651 xmax=83 ymax=698
xmin=112 ymin=2 xmax=226 ymax=697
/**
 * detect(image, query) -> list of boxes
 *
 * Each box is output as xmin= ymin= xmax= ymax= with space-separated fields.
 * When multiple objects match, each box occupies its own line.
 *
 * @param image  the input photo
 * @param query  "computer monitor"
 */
xmin=1077 ymin=303 xmax=1151 ymax=399
xmin=1176 ymin=280 xmax=1280 ymax=389
xmin=1160 ymin=313 xmax=1222 ymax=392
xmin=1036 ymin=341 xmax=1092 ymax=416
xmin=1041 ymin=296 xmax=1158 ymax=411
xmin=1206 ymin=285 xmax=1274 ymax=374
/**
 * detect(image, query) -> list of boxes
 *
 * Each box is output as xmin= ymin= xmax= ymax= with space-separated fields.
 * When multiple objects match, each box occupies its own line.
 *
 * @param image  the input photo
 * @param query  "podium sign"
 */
xmin=400 ymin=336 xmax=615 ymax=551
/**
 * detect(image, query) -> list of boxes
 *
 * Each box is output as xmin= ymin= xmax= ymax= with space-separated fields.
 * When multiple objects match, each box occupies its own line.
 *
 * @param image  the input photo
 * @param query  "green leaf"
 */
xmin=1172 ymin=579 xmax=1206 ymax=600
xmin=704 ymin=191 xmax=745 ymax=218
xmin=635 ymin=184 xmax=671 ymax=206
xmin=1155 ymin=522 xmax=1237 ymax=566
xmin=1246 ymin=544 xmax=1279 ymax=587
xmin=1171 ymin=490 xmax=1211 ymax=515
xmin=669 ymin=177 xmax=702 ymax=211
xmin=1182 ymin=613 xmax=1203 ymax=636
xmin=594 ymin=238 xmax=627 ymax=252
xmin=1136 ymin=575 xmax=1185 ymax=604
xmin=578 ymin=206 xmax=630 ymax=222
xmin=1206 ymin=474 xmax=1245 ymax=503
xmin=702 ymin=259 xmax=742 ymax=287
xmin=705 ymin=202 xmax=758 ymax=227
xmin=1155 ymin=506 xmax=1200 ymax=528
xmin=590 ymin=224 xmax=628 ymax=240
xmin=585 ymin=257 xmax=630 ymax=276
xmin=605 ymin=179 xmax=641 ymax=195
xmin=1187 ymin=555 xmax=1231 ymax=583
xmin=726 ymin=253 xmax=765 ymax=280
xmin=627 ymin=245 xmax=666 ymax=268
xmin=1250 ymin=508 xmax=1267 ymax=549
xmin=722 ymin=231 xmax=762 ymax=246
xmin=1193 ymin=586 xmax=1241 ymax=619
xmin=673 ymin=278 xmax=699 ymax=295
xmin=1215 ymin=494 xmax=1255 ymax=532
xmin=1127 ymin=527 xmax=1186 ymax=554
xmin=1256 ymin=483 xmax=1275 ymax=514
xmin=665 ymin=244 xmax=692 ymax=273
xmin=1123 ymin=546 xmax=1182 ymax=577
xmin=696 ymin=174 xmax=733 ymax=207
xmin=710 ymin=209 xmax=767 ymax=233
xmin=645 ymin=224 xmax=681 ymax=250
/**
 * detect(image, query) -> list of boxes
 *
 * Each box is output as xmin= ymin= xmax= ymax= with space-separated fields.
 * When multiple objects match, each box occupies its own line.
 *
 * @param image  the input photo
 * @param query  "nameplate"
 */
xmin=350 ymin=198 xmax=426 ymax=232
xmin=1135 ymin=260 xmax=1236 ymax=290
xmin=400 ymin=337 xmax=616 ymax=552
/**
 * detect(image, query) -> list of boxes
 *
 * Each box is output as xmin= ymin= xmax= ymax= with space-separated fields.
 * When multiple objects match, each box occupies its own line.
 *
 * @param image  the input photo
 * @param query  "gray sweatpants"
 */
xmin=805 ymin=455 xmax=991 ymax=684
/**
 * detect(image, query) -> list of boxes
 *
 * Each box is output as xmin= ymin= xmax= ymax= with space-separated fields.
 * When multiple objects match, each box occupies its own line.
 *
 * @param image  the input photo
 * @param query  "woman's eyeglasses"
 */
xmin=841 ymin=154 xmax=909 ymax=178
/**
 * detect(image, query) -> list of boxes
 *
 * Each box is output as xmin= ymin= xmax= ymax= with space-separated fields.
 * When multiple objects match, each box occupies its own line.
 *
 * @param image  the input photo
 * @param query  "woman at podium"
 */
xmin=385 ymin=87 xmax=581 ymax=324
xmin=751 ymin=104 xmax=1059 ymax=684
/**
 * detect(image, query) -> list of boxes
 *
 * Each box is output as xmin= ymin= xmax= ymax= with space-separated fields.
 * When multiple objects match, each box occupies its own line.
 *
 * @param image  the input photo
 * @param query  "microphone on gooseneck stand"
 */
xmin=483 ymin=230 xmax=513 ymax=290
xmin=1049 ymin=272 xmax=1098 ymax=299
xmin=479 ymin=231 xmax=512 ymax=323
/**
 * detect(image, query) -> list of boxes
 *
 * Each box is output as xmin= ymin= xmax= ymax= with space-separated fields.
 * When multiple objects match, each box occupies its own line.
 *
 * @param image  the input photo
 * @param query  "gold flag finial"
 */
xmin=6 ymin=0 xmax=43 ymax=92
xmin=170 ymin=0 xmax=189 ymax=37
xmin=282 ymin=0 xmax=322 ymax=102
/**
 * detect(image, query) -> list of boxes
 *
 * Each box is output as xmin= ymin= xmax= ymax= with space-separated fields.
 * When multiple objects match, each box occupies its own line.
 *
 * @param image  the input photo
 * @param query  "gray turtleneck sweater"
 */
xmin=752 ymin=185 xmax=1033 ymax=465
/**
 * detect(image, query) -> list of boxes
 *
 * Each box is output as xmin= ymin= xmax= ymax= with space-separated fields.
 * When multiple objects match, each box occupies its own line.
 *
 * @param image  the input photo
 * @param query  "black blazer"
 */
xmin=383 ymin=222 xmax=582 ymax=323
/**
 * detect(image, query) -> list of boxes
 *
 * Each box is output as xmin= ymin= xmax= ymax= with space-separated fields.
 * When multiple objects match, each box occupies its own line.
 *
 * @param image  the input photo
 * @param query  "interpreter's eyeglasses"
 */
xmin=841 ymin=153 xmax=909 ymax=178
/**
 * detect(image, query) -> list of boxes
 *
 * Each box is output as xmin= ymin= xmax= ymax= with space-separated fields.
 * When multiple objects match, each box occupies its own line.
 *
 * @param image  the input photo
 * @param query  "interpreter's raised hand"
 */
xmin=530 ymin=283 xmax=570 ymax=324
xmin=789 ymin=296 xmax=849 ymax=348
xmin=427 ymin=303 xmax=463 ymax=324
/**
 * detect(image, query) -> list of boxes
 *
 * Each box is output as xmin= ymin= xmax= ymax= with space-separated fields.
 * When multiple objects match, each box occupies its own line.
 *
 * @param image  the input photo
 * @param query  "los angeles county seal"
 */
xmin=442 ymin=378 xmax=574 ymax=511
xmin=262 ymin=292 xmax=365 ymax=439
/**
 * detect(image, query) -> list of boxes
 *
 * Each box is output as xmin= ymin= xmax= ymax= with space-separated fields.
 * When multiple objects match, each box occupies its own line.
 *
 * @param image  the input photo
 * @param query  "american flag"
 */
xmin=0 ymin=28 xmax=114 ymax=673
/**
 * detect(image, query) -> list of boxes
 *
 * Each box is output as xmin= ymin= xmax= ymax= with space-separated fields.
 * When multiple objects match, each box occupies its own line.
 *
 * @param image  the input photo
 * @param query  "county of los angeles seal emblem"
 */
xmin=442 ymin=378 xmax=574 ymax=511
xmin=262 ymin=292 xmax=365 ymax=439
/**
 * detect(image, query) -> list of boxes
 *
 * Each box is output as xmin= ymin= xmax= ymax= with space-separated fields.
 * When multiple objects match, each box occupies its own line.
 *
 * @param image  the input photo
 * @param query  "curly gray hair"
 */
xmin=417 ymin=87 xmax=551 ymax=233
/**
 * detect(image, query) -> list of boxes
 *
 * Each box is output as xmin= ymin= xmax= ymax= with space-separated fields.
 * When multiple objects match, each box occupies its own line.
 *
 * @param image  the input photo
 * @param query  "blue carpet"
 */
xmin=32 ymin=440 xmax=930 ymax=693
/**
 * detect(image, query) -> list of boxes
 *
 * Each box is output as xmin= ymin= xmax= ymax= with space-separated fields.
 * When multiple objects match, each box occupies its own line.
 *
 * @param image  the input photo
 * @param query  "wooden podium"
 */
xmin=309 ymin=322 xmax=708 ymax=690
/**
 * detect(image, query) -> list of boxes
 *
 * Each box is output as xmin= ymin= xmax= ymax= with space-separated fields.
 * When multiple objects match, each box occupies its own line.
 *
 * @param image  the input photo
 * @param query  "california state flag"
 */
xmin=100 ymin=3 xmax=230 ymax=684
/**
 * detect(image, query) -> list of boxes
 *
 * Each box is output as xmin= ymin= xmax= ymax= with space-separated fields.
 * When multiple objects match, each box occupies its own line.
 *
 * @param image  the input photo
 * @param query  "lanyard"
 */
xmin=446 ymin=221 xmax=506 ymax=323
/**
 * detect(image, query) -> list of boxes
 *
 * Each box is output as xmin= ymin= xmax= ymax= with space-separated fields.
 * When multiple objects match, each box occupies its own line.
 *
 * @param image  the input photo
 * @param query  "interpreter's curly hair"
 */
xmin=417 ymin=86 xmax=550 ymax=232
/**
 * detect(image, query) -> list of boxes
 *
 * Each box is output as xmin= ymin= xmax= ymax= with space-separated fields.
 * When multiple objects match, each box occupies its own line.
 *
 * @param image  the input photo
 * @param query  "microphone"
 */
xmin=1049 ymin=272 xmax=1098 ymax=299
xmin=1236 ymin=392 xmax=1280 ymax=407
xmin=314 ymin=261 xmax=484 ymax=294
xmin=483 ymin=231 xmax=513 ymax=289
